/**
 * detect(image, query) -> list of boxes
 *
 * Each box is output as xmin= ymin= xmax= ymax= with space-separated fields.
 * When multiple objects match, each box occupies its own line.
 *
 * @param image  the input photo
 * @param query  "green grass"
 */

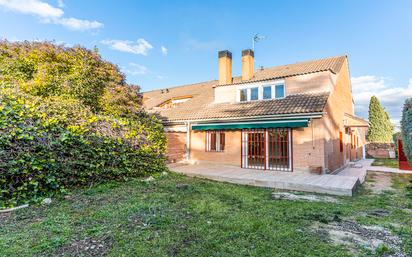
xmin=1 ymin=172 xmax=411 ymax=256
xmin=372 ymin=158 xmax=399 ymax=168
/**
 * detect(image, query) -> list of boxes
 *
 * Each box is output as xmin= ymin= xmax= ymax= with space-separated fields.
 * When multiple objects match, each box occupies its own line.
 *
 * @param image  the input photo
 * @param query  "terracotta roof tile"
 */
xmin=151 ymin=92 xmax=330 ymax=122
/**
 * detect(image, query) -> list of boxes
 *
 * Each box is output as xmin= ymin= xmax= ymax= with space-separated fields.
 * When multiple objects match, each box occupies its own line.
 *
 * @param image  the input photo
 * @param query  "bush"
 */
xmin=401 ymin=98 xmax=412 ymax=164
xmin=0 ymin=41 xmax=167 ymax=208
xmin=0 ymin=90 xmax=166 ymax=208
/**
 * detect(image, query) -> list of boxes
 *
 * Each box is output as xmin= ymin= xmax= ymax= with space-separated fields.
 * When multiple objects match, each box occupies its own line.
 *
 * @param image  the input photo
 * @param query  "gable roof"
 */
xmin=142 ymin=55 xmax=346 ymax=123
xmin=216 ymin=55 xmax=347 ymax=87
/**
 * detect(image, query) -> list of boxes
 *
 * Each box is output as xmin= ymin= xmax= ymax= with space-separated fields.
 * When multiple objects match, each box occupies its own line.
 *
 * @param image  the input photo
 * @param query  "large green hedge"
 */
xmin=401 ymin=98 xmax=412 ymax=164
xmin=0 ymin=88 xmax=166 ymax=208
xmin=0 ymin=41 xmax=166 ymax=208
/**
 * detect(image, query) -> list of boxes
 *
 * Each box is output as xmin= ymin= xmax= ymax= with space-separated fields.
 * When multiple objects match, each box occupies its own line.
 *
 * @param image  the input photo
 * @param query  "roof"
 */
xmin=216 ymin=55 xmax=346 ymax=87
xmin=150 ymin=92 xmax=329 ymax=122
xmin=142 ymin=55 xmax=346 ymax=123
xmin=344 ymin=113 xmax=369 ymax=127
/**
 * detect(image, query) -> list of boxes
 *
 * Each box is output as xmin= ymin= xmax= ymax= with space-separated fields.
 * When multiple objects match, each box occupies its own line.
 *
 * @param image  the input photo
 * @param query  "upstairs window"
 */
xmin=206 ymin=131 xmax=225 ymax=152
xmin=250 ymin=87 xmax=259 ymax=100
xmin=275 ymin=84 xmax=285 ymax=99
xmin=240 ymin=89 xmax=247 ymax=102
xmin=263 ymin=86 xmax=272 ymax=99
xmin=237 ymin=81 xmax=285 ymax=102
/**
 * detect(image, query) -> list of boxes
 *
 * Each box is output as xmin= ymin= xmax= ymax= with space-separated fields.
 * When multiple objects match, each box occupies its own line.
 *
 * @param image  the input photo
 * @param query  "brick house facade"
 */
xmin=143 ymin=50 xmax=368 ymax=173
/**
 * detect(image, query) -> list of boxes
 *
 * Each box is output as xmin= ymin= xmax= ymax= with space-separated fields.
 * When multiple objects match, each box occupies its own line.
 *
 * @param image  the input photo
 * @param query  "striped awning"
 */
xmin=192 ymin=119 xmax=309 ymax=130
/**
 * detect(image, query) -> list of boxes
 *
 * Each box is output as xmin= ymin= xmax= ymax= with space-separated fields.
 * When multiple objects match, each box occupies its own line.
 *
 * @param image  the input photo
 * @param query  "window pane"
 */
xmin=263 ymin=86 xmax=272 ymax=99
xmin=220 ymin=133 xmax=225 ymax=151
xmin=275 ymin=84 xmax=285 ymax=98
xmin=250 ymin=87 xmax=258 ymax=100
xmin=240 ymin=89 xmax=247 ymax=102
xmin=210 ymin=133 xmax=216 ymax=151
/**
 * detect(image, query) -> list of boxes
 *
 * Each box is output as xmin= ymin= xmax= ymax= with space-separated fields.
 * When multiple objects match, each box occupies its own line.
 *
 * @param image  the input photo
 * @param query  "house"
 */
xmin=142 ymin=50 xmax=368 ymax=173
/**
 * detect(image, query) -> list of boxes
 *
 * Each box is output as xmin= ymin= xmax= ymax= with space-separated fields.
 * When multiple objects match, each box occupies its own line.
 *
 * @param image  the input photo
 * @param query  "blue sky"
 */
xmin=0 ymin=0 xmax=411 ymax=124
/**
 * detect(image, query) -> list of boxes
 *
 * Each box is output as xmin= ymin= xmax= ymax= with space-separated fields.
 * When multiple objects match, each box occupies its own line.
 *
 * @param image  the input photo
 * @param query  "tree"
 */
xmin=367 ymin=96 xmax=393 ymax=143
xmin=401 ymin=98 xmax=412 ymax=163
xmin=0 ymin=40 xmax=141 ymax=114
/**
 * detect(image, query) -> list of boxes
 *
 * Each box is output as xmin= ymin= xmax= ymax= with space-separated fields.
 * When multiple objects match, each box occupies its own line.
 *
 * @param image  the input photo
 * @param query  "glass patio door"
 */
xmin=241 ymin=128 xmax=291 ymax=171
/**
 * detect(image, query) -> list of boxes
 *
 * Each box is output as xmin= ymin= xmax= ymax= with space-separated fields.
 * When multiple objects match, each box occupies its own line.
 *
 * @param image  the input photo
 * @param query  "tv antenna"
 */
xmin=252 ymin=33 xmax=266 ymax=51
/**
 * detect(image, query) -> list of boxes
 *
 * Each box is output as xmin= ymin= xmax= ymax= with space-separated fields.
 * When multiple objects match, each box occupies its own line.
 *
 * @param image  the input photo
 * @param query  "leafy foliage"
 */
xmin=0 ymin=40 xmax=140 ymax=112
xmin=401 ymin=98 xmax=412 ymax=163
xmin=367 ymin=96 xmax=393 ymax=143
xmin=0 ymin=41 xmax=166 ymax=207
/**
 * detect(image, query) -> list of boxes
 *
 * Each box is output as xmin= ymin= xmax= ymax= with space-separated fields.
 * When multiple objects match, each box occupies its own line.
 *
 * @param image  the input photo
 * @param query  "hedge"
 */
xmin=0 ymin=88 xmax=166 ymax=208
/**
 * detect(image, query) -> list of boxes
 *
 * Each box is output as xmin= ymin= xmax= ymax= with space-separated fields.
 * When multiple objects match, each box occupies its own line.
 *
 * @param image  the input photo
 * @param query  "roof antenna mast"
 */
xmin=252 ymin=33 xmax=266 ymax=51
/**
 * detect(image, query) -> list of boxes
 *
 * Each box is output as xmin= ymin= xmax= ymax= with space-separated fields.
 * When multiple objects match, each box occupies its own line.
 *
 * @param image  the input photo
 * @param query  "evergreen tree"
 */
xmin=401 ymin=98 xmax=412 ymax=163
xmin=367 ymin=96 xmax=393 ymax=143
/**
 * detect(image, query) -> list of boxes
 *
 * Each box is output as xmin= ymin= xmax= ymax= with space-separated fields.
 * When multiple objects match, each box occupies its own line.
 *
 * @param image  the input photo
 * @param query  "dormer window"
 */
xmin=263 ymin=86 xmax=272 ymax=99
xmin=250 ymin=87 xmax=258 ymax=101
xmin=275 ymin=84 xmax=285 ymax=99
xmin=237 ymin=81 xmax=285 ymax=102
xmin=157 ymin=96 xmax=192 ymax=109
xmin=240 ymin=89 xmax=247 ymax=102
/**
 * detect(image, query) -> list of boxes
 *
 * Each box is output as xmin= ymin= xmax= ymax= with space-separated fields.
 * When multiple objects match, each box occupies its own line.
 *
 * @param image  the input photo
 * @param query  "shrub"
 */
xmin=0 ymin=90 xmax=166 ymax=208
xmin=401 ymin=98 xmax=412 ymax=164
xmin=0 ymin=41 xmax=167 ymax=208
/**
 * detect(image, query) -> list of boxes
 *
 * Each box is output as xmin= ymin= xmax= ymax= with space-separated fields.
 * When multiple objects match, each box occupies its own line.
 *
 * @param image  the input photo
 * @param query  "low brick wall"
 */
xmin=366 ymin=143 xmax=395 ymax=159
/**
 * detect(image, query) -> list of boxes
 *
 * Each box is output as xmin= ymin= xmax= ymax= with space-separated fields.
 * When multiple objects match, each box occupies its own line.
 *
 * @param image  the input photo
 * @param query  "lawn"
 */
xmin=1 ymin=172 xmax=411 ymax=257
xmin=372 ymin=158 xmax=400 ymax=169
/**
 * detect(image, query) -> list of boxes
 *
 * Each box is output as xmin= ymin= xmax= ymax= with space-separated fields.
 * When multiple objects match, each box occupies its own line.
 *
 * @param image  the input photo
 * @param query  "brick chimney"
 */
xmin=218 ymin=50 xmax=232 ymax=85
xmin=242 ymin=49 xmax=254 ymax=81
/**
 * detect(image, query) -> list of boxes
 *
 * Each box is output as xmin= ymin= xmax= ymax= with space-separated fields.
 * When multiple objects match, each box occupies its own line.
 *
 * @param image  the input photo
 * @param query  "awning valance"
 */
xmin=192 ymin=119 xmax=309 ymax=130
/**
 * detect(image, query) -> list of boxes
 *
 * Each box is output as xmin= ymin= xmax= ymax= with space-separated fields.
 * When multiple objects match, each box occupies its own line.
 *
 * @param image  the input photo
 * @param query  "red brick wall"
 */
xmin=166 ymin=132 xmax=186 ymax=163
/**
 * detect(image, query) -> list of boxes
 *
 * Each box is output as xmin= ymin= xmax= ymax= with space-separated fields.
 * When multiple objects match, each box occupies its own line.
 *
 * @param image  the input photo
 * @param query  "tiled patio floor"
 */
xmin=169 ymin=162 xmax=364 ymax=196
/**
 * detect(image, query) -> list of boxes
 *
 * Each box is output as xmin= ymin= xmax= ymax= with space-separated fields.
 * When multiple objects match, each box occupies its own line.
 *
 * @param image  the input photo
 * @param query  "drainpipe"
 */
xmin=185 ymin=121 xmax=191 ymax=161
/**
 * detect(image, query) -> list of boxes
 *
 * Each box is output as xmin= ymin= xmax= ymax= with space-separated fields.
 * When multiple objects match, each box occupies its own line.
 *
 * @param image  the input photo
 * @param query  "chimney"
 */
xmin=218 ymin=50 xmax=232 ymax=85
xmin=242 ymin=49 xmax=254 ymax=81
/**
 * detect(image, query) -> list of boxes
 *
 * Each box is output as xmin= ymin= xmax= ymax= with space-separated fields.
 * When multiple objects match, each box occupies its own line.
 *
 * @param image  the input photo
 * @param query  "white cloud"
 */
xmin=351 ymin=75 xmax=412 ymax=125
xmin=161 ymin=46 xmax=168 ymax=56
xmin=123 ymin=63 xmax=148 ymax=76
xmin=101 ymin=39 xmax=153 ymax=55
xmin=0 ymin=0 xmax=103 ymax=31
xmin=0 ymin=0 xmax=63 ymax=18
xmin=54 ymin=17 xmax=103 ymax=31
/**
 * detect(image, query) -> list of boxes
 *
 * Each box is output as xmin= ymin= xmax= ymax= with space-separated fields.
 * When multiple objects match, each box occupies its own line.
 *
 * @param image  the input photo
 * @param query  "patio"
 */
xmin=170 ymin=162 xmax=365 ymax=196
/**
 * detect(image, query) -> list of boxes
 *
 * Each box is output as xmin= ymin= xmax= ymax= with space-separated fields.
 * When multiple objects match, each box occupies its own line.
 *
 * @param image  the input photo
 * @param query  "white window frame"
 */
xmin=236 ymin=80 xmax=285 ymax=102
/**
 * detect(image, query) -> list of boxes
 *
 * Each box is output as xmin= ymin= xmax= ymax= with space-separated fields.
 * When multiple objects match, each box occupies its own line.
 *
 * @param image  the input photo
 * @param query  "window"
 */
xmin=250 ymin=87 xmax=258 ymax=100
xmin=240 ymin=89 xmax=247 ymax=102
xmin=275 ymin=84 xmax=285 ymax=98
xmin=263 ymin=86 xmax=272 ymax=99
xmin=206 ymin=131 xmax=225 ymax=152
xmin=339 ymin=132 xmax=343 ymax=152
xmin=237 ymin=81 xmax=285 ymax=102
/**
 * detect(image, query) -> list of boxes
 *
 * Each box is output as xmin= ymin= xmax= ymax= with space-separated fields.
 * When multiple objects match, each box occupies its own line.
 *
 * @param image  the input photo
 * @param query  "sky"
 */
xmin=0 ymin=0 xmax=411 ymax=126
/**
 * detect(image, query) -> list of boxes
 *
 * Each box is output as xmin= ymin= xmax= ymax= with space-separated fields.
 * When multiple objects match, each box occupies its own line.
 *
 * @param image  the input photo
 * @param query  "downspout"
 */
xmin=185 ymin=121 xmax=191 ymax=162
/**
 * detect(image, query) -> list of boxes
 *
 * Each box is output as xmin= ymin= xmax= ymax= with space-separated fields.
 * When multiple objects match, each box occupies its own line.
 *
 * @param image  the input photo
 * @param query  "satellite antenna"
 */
xmin=252 ymin=33 xmax=266 ymax=51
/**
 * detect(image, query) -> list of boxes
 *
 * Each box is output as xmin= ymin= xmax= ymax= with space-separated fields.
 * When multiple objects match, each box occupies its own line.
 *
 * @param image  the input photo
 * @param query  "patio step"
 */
xmin=171 ymin=164 xmax=360 ymax=196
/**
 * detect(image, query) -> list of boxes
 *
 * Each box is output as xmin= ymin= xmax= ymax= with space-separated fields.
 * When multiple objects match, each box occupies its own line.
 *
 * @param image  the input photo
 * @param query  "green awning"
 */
xmin=192 ymin=119 xmax=309 ymax=130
